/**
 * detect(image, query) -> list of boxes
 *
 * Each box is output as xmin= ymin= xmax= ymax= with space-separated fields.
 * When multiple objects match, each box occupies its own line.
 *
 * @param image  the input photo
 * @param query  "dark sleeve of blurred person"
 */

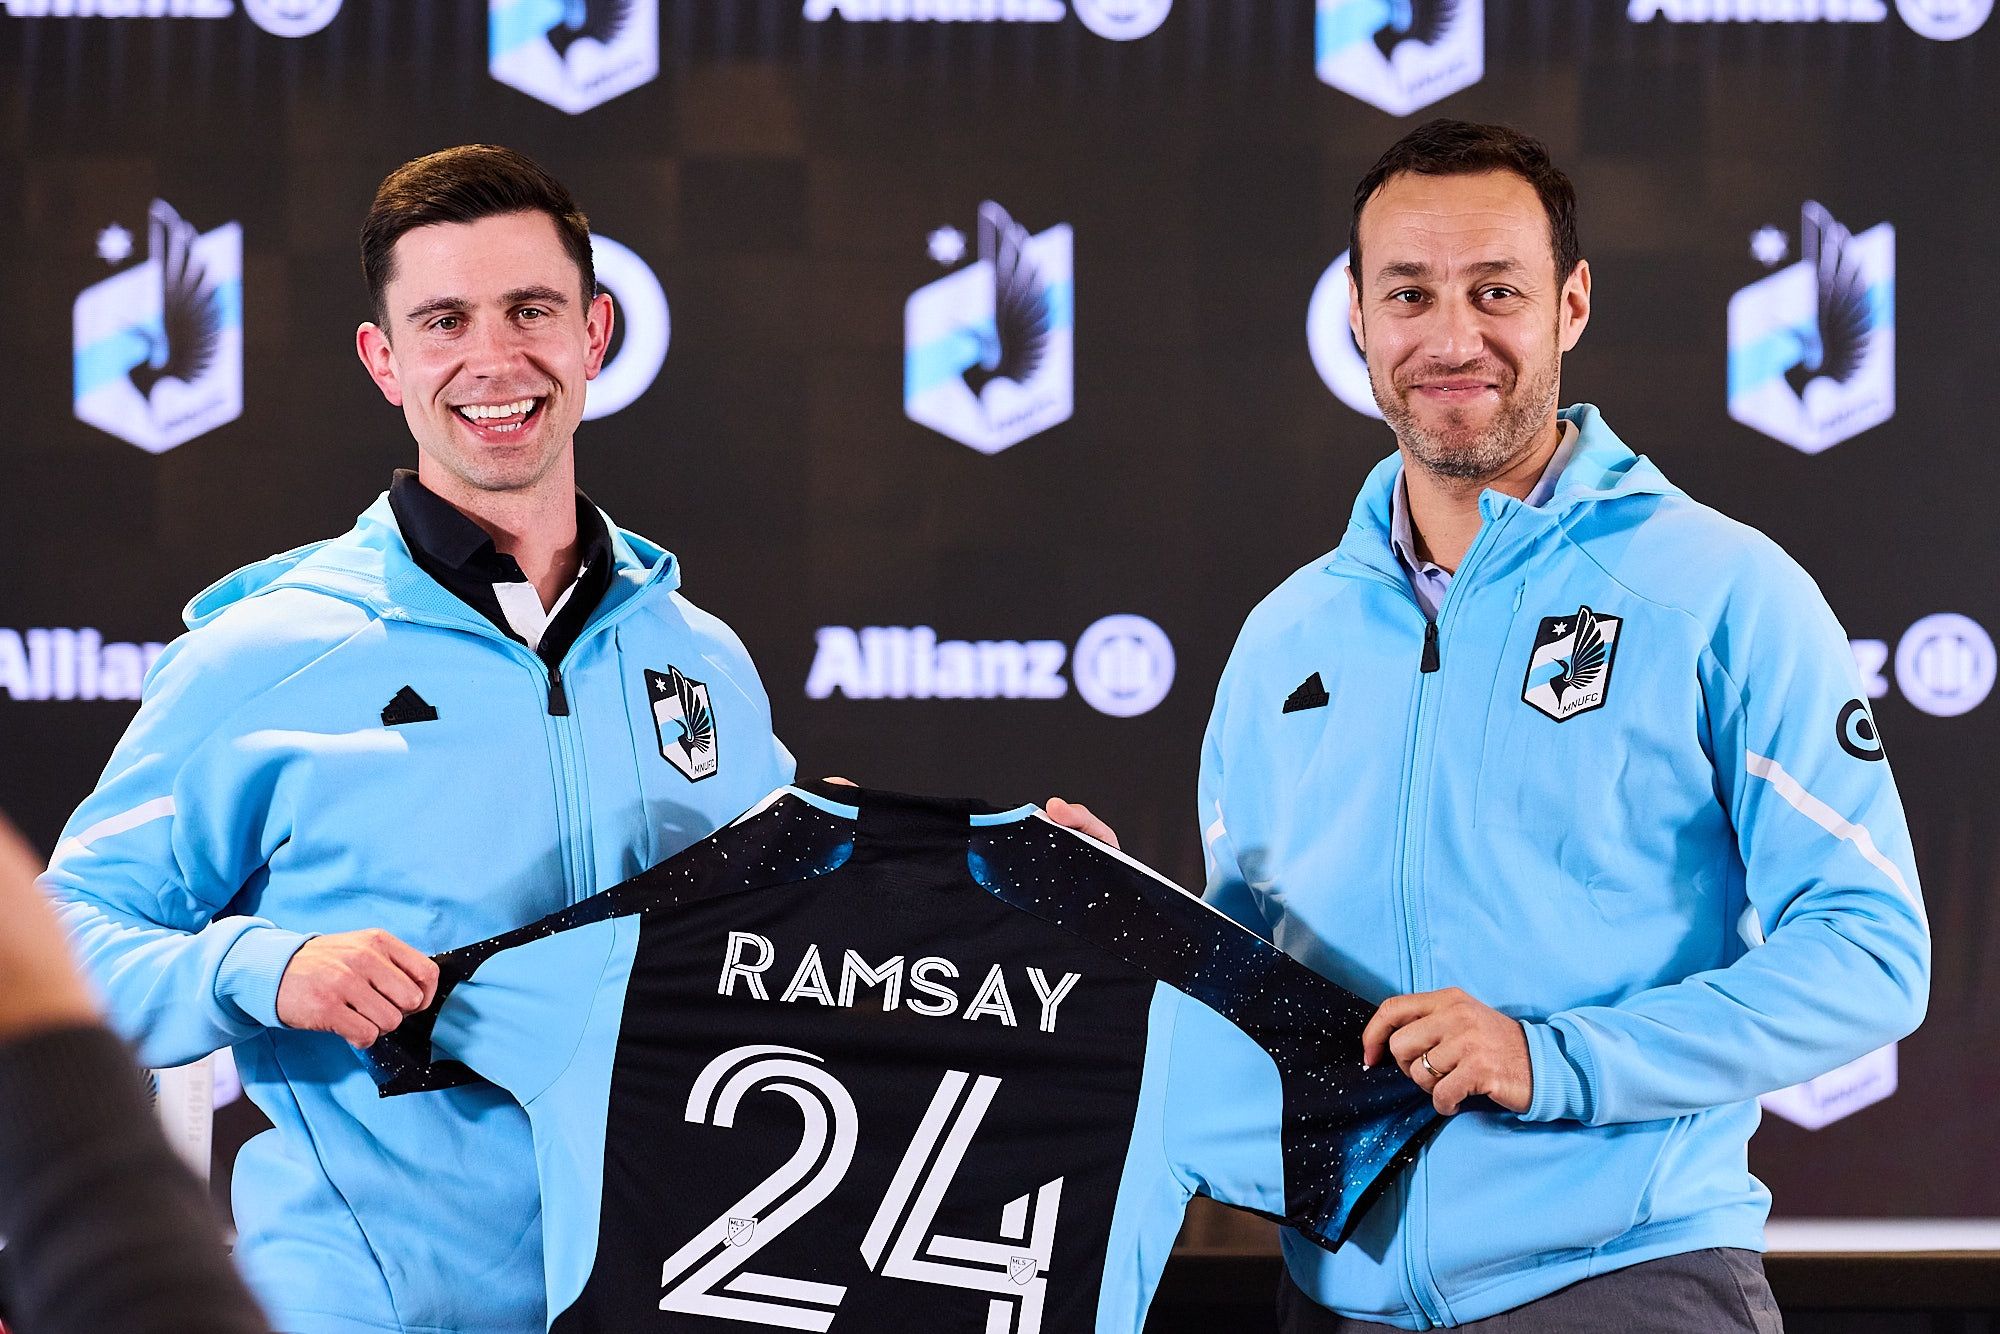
xmin=0 ymin=813 xmax=267 ymax=1334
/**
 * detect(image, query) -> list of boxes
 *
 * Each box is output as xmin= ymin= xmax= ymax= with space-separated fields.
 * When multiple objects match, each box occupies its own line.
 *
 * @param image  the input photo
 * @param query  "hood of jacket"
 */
xmin=1328 ymin=402 xmax=1683 ymax=584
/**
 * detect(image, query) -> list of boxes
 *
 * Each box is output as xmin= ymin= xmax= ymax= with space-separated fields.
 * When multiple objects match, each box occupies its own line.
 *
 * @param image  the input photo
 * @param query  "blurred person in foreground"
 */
xmin=1198 ymin=120 xmax=1929 ymax=1331
xmin=0 ymin=812 xmax=266 ymax=1334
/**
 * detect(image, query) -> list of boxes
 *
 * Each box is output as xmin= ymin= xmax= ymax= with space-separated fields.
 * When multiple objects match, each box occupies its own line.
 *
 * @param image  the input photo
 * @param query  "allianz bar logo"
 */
xmin=2 ymin=0 xmax=345 ymax=30
xmin=803 ymin=0 xmax=1173 ymax=40
xmin=1630 ymin=0 xmax=1991 ymax=36
xmin=807 ymin=616 xmax=1176 ymax=718
xmin=1 ymin=629 xmax=167 ymax=702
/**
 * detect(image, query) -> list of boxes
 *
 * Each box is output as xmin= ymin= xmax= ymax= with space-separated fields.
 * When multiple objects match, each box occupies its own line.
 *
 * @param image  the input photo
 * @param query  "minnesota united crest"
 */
xmin=1522 ymin=606 xmax=1623 ymax=722
xmin=647 ymin=667 xmax=718 ymax=781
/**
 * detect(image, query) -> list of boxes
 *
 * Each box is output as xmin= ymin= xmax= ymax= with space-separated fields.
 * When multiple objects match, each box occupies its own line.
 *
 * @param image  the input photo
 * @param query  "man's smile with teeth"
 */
xmin=454 ymin=398 xmax=542 ymax=433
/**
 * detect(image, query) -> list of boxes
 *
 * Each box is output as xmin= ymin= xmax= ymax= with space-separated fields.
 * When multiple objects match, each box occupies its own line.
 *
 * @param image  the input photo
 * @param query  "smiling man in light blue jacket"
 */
xmin=41 ymin=146 xmax=796 ymax=1334
xmin=1201 ymin=120 xmax=1929 ymax=1332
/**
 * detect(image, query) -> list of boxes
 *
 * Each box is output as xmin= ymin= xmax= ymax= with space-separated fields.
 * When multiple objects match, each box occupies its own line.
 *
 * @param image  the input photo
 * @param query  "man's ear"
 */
xmin=1347 ymin=264 xmax=1365 ymax=353
xmin=582 ymin=291 xmax=615 ymax=381
xmin=356 ymin=322 xmax=403 ymax=407
xmin=1558 ymin=259 xmax=1592 ymax=354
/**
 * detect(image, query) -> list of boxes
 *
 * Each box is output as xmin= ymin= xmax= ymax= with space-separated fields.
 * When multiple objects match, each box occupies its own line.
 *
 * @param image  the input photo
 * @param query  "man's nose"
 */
xmin=1422 ymin=296 xmax=1485 ymax=365
xmin=461 ymin=318 xmax=526 ymax=375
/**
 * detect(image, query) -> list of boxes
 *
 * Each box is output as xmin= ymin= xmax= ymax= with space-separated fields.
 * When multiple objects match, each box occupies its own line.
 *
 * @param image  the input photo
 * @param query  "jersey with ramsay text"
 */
xmin=368 ymin=785 xmax=1439 ymax=1333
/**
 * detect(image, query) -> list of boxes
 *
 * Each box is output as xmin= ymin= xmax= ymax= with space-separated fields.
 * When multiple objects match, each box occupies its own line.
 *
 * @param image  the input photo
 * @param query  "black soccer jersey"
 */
xmin=370 ymin=785 xmax=1438 ymax=1333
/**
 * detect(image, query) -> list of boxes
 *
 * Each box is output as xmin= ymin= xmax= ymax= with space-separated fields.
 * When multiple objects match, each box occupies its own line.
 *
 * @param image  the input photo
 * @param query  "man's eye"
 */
xmin=517 ymin=307 xmax=546 ymax=321
xmin=1390 ymin=289 xmax=1424 ymax=304
xmin=1481 ymin=287 xmax=1517 ymax=301
xmin=432 ymin=316 xmax=461 ymax=332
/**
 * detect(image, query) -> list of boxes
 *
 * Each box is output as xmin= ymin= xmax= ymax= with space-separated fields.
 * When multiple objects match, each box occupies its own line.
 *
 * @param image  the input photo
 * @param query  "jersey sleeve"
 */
xmin=369 ymin=911 xmax=631 ymax=1105
xmin=969 ymin=815 xmax=1438 ymax=1251
xmin=1161 ymin=958 xmax=1440 ymax=1250
xmin=1522 ymin=545 xmax=1930 ymax=1125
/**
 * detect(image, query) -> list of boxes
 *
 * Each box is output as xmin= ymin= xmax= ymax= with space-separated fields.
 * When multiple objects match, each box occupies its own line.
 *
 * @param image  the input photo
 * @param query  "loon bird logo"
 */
xmin=962 ymin=203 xmax=1053 ymax=405
xmin=1781 ymin=203 xmax=1873 ymax=401
xmin=545 ymin=0 xmax=634 ymax=60
xmin=488 ymin=0 xmax=658 ymax=114
xmin=904 ymin=201 xmax=1074 ymax=456
xmin=1316 ymin=0 xmax=1484 ymax=116
xmin=1372 ymin=0 xmax=1461 ymax=58
xmin=128 ymin=202 xmax=224 ymax=404
xmin=1522 ymin=605 xmax=1623 ymax=722
xmin=1727 ymin=201 xmax=1894 ymax=455
xmin=73 ymin=197 xmax=243 ymax=455
xmin=647 ymin=667 xmax=719 ymax=781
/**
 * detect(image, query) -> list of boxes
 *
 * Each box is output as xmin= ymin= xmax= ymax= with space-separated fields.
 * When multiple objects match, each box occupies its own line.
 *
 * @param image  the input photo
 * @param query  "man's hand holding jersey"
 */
xmin=277 ymin=930 xmax=439 ymax=1048
xmin=1364 ymin=987 xmax=1533 ymax=1115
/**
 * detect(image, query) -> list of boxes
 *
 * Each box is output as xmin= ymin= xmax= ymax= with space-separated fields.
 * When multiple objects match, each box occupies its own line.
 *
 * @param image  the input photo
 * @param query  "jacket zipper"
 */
xmin=533 ymin=591 xmax=664 ymax=905
xmin=1392 ymin=508 xmax=1510 ymax=1329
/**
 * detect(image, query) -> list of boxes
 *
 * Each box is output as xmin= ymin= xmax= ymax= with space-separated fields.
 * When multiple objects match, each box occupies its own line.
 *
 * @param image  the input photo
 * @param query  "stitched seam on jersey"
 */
xmin=1157 ymin=988 xmax=1195 ymax=1196
xmin=524 ymin=919 xmax=626 ymax=1106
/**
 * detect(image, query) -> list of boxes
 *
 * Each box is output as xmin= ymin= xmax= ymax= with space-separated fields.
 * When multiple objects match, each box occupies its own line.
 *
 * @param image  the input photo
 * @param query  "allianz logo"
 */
xmin=1630 ymin=0 xmax=1885 ymax=16
xmin=1632 ymin=0 xmax=1990 ymax=33
xmin=3 ymin=1 xmax=231 ymax=14
xmin=807 ymin=614 xmax=1176 ymax=717
xmin=1 ymin=629 xmax=167 ymax=702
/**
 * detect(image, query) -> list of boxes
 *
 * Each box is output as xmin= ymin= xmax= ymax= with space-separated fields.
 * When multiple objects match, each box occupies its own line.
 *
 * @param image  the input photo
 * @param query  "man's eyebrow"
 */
xmin=503 ymin=285 xmax=571 ymax=308
xmin=402 ymin=296 xmax=467 ymax=325
xmin=1374 ymin=257 xmax=1529 ymax=283
xmin=400 ymin=287 xmax=573 ymax=325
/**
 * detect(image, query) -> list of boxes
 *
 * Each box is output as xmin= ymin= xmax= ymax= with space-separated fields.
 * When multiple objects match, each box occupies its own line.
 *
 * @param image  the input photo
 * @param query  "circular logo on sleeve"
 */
xmin=1836 ymin=699 xmax=1885 ymax=761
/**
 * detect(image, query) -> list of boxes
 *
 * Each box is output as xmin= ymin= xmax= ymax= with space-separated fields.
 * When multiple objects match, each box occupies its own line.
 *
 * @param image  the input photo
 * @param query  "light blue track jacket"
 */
xmin=42 ymin=493 xmax=795 ymax=1334
xmin=1199 ymin=405 xmax=1929 ymax=1329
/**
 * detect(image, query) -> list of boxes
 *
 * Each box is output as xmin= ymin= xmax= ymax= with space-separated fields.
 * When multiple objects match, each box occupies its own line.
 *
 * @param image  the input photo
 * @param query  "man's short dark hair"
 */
xmin=1349 ymin=119 xmax=1580 ymax=290
xmin=361 ymin=144 xmax=594 ymax=328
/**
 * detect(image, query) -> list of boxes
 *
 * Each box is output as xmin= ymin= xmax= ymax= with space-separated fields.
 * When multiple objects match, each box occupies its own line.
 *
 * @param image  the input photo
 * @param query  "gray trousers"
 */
xmin=1278 ymin=1248 xmax=1784 ymax=1333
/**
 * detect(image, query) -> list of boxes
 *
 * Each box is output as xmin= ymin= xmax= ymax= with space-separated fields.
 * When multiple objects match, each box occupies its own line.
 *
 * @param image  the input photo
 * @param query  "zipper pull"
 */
xmin=547 ymin=665 xmax=571 ymax=717
xmin=1420 ymin=620 xmax=1441 ymax=674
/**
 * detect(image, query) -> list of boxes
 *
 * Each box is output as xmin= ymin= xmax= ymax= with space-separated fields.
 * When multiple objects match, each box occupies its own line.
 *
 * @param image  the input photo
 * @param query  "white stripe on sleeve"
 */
xmin=51 ymin=796 xmax=177 ymax=865
xmin=1744 ymin=751 xmax=1924 ymax=925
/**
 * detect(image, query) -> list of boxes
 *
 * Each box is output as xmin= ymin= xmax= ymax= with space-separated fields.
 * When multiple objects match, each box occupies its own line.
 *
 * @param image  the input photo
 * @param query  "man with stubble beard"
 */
xmin=1198 ymin=120 xmax=1929 ymax=1331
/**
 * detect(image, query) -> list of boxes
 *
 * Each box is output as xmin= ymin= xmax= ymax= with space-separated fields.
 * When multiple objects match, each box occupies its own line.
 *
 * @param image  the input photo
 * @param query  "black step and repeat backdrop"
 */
xmin=2 ymin=0 xmax=1995 ymax=1233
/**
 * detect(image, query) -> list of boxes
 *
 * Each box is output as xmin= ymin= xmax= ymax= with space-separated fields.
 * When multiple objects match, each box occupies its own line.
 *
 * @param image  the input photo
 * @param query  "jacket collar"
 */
xmin=183 ymin=492 xmax=681 ymax=634
xmin=1329 ymin=403 xmax=1679 ymax=584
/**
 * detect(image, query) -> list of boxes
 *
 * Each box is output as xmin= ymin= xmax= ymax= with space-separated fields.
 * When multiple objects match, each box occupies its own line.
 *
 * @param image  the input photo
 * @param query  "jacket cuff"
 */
xmin=1520 ymin=1019 xmax=1596 ymax=1123
xmin=214 ymin=924 xmax=316 ymax=1029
